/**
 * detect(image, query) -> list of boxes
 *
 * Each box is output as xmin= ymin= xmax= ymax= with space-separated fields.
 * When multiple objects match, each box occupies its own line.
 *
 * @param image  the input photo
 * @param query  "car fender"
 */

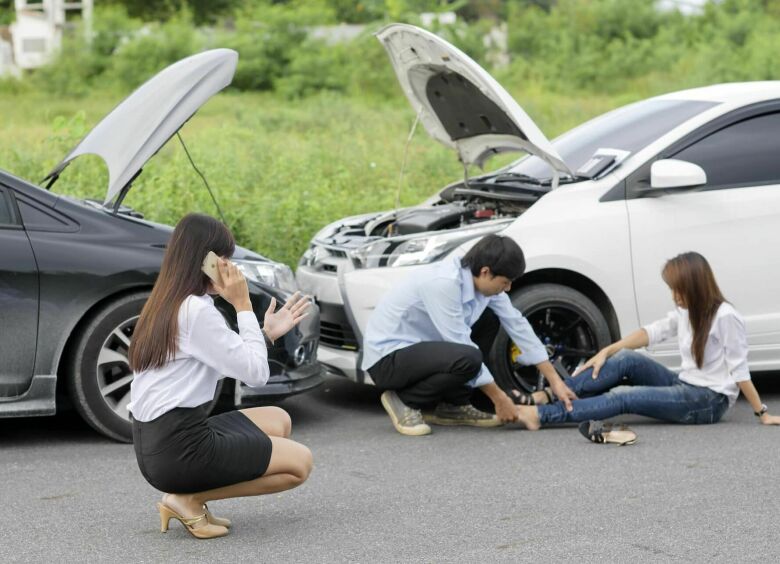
xmin=501 ymin=183 xmax=638 ymax=336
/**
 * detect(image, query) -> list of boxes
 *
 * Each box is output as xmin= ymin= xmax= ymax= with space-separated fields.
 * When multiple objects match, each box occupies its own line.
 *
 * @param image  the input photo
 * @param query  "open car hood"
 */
xmin=376 ymin=24 xmax=572 ymax=178
xmin=44 ymin=49 xmax=238 ymax=208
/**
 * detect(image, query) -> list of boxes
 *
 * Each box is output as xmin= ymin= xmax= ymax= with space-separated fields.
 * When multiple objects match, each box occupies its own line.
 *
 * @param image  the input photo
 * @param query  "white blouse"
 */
xmin=128 ymin=294 xmax=269 ymax=422
xmin=643 ymin=302 xmax=750 ymax=406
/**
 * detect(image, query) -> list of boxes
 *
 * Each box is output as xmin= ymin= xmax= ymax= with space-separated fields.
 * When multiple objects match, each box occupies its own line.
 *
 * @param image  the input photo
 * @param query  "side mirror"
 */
xmin=650 ymin=159 xmax=707 ymax=190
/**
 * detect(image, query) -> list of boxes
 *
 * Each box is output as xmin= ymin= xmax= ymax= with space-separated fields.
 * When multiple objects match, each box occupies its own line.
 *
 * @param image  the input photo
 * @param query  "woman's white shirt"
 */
xmin=643 ymin=302 xmax=750 ymax=406
xmin=128 ymin=294 xmax=269 ymax=422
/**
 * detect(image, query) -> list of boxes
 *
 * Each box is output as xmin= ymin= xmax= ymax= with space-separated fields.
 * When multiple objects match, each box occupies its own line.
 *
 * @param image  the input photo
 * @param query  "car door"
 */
xmin=0 ymin=186 xmax=39 ymax=397
xmin=626 ymin=109 xmax=780 ymax=370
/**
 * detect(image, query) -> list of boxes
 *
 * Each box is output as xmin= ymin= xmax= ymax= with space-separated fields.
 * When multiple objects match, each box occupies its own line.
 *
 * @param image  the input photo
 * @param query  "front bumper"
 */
xmin=297 ymin=261 xmax=365 ymax=383
xmin=297 ymin=254 xmax=425 ymax=385
xmin=236 ymin=362 xmax=324 ymax=404
xmin=215 ymin=280 xmax=326 ymax=401
xmin=317 ymin=343 xmax=368 ymax=383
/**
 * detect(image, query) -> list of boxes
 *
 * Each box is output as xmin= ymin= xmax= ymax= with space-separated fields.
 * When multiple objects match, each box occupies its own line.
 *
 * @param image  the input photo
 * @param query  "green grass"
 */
xmin=0 ymin=88 xmax=630 ymax=266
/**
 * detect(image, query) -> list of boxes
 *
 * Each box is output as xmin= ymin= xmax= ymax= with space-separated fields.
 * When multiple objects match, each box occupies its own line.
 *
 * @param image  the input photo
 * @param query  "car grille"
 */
xmin=320 ymin=321 xmax=359 ymax=349
xmin=327 ymin=248 xmax=347 ymax=258
xmin=319 ymin=303 xmax=359 ymax=350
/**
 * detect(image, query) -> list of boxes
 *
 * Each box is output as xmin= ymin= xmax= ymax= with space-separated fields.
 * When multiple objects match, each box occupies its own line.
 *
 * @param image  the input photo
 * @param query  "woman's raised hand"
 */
xmin=214 ymin=259 xmax=252 ymax=312
xmin=263 ymin=291 xmax=311 ymax=343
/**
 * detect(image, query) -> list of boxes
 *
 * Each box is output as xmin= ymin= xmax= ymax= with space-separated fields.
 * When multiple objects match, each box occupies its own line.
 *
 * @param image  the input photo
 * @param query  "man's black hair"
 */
xmin=460 ymin=234 xmax=525 ymax=280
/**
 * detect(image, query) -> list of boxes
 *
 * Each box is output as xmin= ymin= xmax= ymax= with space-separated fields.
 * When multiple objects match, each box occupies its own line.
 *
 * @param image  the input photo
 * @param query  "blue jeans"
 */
xmin=537 ymin=349 xmax=729 ymax=425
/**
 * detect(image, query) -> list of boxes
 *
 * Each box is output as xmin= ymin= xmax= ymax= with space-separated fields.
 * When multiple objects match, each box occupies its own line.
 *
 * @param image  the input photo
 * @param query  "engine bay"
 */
xmin=367 ymin=181 xmax=542 ymax=238
xmin=310 ymin=177 xmax=548 ymax=254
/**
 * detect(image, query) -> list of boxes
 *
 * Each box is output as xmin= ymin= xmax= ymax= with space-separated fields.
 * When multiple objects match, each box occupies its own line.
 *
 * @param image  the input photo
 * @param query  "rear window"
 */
xmin=509 ymin=99 xmax=719 ymax=179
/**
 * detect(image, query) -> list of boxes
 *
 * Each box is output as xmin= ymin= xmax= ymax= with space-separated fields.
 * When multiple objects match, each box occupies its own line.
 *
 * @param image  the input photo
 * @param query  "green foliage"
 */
xmin=0 ymin=0 xmax=13 ymax=26
xmin=111 ymin=0 xmax=243 ymax=25
xmin=0 ymin=87 xmax=619 ymax=267
xmin=216 ymin=1 xmax=333 ymax=91
xmin=107 ymin=13 xmax=202 ymax=90
xmin=27 ymin=5 xmax=143 ymax=95
xmin=30 ymin=34 xmax=104 ymax=96
xmin=0 ymin=76 xmax=30 ymax=95
xmin=9 ymin=0 xmax=780 ymax=265
xmin=502 ymin=0 xmax=780 ymax=95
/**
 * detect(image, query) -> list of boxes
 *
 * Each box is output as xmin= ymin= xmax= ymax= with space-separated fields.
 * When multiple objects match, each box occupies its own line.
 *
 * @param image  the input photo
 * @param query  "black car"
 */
xmin=0 ymin=49 xmax=322 ymax=442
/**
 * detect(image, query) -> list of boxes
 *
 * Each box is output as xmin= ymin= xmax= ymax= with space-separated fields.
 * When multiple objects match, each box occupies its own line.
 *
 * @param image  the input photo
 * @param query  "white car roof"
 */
xmin=656 ymin=81 xmax=780 ymax=105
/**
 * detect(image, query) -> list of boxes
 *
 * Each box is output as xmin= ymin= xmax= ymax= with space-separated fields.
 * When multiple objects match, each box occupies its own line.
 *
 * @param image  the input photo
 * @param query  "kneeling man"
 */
xmin=362 ymin=234 xmax=576 ymax=436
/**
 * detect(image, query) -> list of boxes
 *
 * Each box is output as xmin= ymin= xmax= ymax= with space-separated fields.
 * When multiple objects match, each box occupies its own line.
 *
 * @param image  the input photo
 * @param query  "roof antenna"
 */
xmin=395 ymin=108 xmax=422 ymax=210
xmin=177 ymin=132 xmax=228 ymax=225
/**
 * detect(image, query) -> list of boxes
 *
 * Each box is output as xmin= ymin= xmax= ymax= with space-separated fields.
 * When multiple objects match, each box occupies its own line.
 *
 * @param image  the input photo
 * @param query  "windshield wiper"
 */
xmin=489 ymin=172 xmax=545 ymax=185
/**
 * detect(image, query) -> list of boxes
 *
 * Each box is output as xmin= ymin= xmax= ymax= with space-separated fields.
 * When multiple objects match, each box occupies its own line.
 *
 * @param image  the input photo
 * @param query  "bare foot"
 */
xmin=515 ymin=405 xmax=541 ymax=430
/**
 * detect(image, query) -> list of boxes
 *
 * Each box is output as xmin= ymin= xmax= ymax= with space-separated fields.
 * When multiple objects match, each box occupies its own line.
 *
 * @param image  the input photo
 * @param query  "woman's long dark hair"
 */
xmin=661 ymin=252 xmax=726 ymax=369
xmin=129 ymin=213 xmax=235 ymax=372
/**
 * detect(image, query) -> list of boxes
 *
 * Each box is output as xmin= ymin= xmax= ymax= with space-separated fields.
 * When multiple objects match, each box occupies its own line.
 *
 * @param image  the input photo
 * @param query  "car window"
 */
xmin=17 ymin=199 xmax=70 ymax=231
xmin=0 ymin=189 xmax=15 ymax=226
xmin=507 ymin=99 xmax=718 ymax=180
xmin=672 ymin=112 xmax=780 ymax=189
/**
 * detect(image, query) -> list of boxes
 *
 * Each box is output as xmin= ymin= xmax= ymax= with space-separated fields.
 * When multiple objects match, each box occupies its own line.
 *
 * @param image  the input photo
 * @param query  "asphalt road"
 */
xmin=2 ymin=374 xmax=780 ymax=563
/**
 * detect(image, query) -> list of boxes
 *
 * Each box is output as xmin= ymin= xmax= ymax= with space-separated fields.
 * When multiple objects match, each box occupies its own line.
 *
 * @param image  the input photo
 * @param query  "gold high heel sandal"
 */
xmin=157 ymin=502 xmax=229 ymax=539
xmin=204 ymin=503 xmax=231 ymax=528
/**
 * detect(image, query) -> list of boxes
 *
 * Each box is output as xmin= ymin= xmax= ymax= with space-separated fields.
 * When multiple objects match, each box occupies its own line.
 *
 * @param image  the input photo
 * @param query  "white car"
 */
xmin=296 ymin=23 xmax=780 ymax=394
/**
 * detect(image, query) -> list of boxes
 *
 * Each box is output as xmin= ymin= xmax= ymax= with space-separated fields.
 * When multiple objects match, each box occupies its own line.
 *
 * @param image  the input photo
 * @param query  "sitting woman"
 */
xmin=515 ymin=251 xmax=780 ymax=443
xmin=128 ymin=213 xmax=313 ymax=539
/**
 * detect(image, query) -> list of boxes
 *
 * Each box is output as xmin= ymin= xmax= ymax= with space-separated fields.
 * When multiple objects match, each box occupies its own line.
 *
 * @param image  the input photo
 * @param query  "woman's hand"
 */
xmin=760 ymin=413 xmax=780 ymax=425
xmin=214 ymin=259 xmax=252 ymax=312
xmin=263 ymin=292 xmax=311 ymax=343
xmin=574 ymin=347 xmax=613 ymax=379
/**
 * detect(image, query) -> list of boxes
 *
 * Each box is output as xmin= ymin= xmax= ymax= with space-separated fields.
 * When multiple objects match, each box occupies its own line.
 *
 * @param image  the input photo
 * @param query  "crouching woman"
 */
xmin=127 ymin=213 xmax=313 ymax=539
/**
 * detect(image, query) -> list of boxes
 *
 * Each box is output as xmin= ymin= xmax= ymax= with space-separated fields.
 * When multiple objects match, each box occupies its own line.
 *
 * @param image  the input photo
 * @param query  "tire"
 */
xmin=488 ymin=283 xmax=612 ymax=394
xmin=67 ymin=292 xmax=223 ymax=442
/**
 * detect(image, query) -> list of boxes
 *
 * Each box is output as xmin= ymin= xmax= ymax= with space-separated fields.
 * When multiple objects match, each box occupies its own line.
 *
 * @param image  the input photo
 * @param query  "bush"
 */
xmin=107 ymin=13 xmax=203 ymax=90
xmin=29 ymin=5 xmax=142 ymax=95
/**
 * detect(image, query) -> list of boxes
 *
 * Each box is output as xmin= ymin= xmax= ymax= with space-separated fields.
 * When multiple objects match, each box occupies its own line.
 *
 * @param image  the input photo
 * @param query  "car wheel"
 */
xmin=488 ymin=283 xmax=612 ymax=394
xmin=67 ymin=292 xmax=223 ymax=442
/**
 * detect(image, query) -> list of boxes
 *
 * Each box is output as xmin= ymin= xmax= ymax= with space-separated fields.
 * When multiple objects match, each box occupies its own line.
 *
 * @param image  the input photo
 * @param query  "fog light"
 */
xmin=293 ymin=345 xmax=307 ymax=367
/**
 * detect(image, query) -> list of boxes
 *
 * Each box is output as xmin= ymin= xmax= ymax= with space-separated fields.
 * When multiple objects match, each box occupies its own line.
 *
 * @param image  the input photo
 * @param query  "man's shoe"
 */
xmin=424 ymin=403 xmax=503 ymax=427
xmin=380 ymin=391 xmax=431 ymax=436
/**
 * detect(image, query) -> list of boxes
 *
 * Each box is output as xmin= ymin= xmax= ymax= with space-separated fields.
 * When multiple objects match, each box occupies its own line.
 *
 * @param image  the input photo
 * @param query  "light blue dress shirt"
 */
xmin=361 ymin=255 xmax=549 ymax=387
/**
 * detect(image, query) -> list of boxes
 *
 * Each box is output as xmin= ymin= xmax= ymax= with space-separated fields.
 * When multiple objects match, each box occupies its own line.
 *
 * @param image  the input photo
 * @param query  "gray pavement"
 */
xmin=2 ymin=374 xmax=780 ymax=563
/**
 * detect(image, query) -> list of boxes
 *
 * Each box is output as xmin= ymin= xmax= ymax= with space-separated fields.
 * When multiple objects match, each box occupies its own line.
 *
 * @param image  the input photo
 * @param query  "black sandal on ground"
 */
xmin=509 ymin=388 xmax=555 ymax=406
xmin=578 ymin=420 xmax=637 ymax=446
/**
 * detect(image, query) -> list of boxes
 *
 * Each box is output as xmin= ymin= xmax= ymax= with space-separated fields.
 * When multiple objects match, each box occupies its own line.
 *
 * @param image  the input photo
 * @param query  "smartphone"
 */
xmin=201 ymin=251 xmax=223 ymax=286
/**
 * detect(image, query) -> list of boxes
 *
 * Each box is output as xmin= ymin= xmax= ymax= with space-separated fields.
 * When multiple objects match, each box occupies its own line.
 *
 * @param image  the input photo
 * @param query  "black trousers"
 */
xmin=367 ymin=310 xmax=501 ymax=409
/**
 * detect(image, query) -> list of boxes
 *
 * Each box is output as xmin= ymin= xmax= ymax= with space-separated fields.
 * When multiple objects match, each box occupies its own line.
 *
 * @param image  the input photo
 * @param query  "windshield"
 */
xmin=507 ymin=99 xmax=718 ymax=180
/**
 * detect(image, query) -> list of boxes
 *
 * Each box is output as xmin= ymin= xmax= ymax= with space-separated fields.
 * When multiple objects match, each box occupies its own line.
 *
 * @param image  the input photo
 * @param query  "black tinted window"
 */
xmin=18 ymin=199 xmax=69 ymax=231
xmin=0 ymin=189 xmax=13 ymax=225
xmin=509 ymin=99 xmax=717 ymax=179
xmin=674 ymin=112 xmax=780 ymax=189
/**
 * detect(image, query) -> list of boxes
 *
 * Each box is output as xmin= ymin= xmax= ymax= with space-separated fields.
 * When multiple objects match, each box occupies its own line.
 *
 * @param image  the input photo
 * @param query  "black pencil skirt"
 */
xmin=132 ymin=403 xmax=273 ymax=494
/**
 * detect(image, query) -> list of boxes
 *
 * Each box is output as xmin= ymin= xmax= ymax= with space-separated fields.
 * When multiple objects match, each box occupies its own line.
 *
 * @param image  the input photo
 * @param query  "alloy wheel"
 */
xmin=507 ymin=305 xmax=599 ymax=392
xmin=95 ymin=315 xmax=138 ymax=422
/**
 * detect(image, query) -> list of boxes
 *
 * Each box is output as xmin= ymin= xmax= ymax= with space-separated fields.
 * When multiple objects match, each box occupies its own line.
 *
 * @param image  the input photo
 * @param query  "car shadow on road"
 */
xmin=753 ymin=372 xmax=780 ymax=394
xmin=267 ymin=375 xmax=383 ymax=430
xmin=0 ymin=408 xmax=113 ymax=446
xmin=2 ymin=373 xmax=778 ymax=446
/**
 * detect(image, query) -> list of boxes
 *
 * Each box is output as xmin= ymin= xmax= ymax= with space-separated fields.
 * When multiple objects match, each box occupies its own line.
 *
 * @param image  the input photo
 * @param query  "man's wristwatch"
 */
xmin=754 ymin=404 xmax=768 ymax=417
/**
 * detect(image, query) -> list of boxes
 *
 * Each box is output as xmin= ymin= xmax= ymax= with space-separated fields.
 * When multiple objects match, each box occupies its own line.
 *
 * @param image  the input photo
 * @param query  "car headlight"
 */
xmin=233 ymin=259 xmax=298 ymax=293
xmin=349 ymin=221 xmax=511 ymax=269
